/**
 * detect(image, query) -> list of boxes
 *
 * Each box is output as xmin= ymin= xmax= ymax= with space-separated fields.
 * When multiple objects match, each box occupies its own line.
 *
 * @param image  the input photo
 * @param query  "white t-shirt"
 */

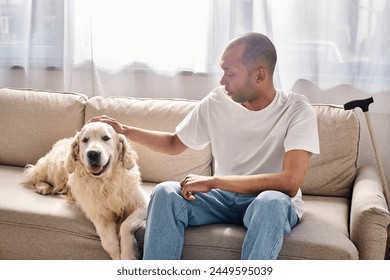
xmin=176 ymin=86 xmax=320 ymax=218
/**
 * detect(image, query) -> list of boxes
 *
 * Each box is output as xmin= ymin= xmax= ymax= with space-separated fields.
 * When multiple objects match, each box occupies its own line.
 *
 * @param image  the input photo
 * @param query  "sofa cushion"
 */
xmin=85 ymin=96 xmax=213 ymax=183
xmin=0 ymin=165 xmax=361 ymax=260
xmin=0 ymin=88 xmax=87 ymax=167
xmin=301 ymin=105 xmax=359 ymax=197
xmin=0 ymin=165 xmax=110 ymax=259
xmin=134 ymin=195 xmax=358 ymax=260
xmin=279 ymin=195 xmax=358 ymax=259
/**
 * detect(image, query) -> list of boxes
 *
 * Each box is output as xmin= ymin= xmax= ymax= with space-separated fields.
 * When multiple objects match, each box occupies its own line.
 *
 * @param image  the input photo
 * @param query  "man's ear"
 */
xmin=118 ymin=135 xmax=138 ymax=170
xmin=65 ymin=133 xmax=80 ymax=173
xmin=256 ymin=67 xmax=267 ymax=82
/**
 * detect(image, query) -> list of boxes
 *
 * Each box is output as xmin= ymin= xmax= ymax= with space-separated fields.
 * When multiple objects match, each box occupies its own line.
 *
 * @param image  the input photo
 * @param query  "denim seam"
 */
xmin=172 ymin=200 xmax=191 ymax=259
xmin=268 ymin=204 xmax=293 ymax=259
xmin=173 ymin=200 xmax=190 ymax=223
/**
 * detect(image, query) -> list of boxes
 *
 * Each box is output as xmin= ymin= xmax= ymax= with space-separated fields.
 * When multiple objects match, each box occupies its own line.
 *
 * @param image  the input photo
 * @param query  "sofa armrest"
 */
xmin=350 ymin=166 xmax=390 ymax=259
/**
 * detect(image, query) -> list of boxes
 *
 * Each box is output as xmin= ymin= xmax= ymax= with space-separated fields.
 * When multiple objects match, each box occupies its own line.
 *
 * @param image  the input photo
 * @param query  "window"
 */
xmin=0 ymin=0 xmax=64 ymax=68
xmin=0 ymin=0 xmax=389 ymax=94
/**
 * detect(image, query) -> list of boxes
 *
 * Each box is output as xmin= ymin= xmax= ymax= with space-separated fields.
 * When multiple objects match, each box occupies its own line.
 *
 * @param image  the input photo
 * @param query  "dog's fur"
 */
xmin=24 ymin=122 xmax=148 ymax=260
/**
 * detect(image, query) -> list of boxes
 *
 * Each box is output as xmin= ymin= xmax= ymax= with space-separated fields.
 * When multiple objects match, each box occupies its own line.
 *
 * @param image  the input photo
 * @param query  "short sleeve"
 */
xmin=284 ymin=103 xmax=320 ymax=155
xmin=175 ymin=97 xmax=211 ymax=150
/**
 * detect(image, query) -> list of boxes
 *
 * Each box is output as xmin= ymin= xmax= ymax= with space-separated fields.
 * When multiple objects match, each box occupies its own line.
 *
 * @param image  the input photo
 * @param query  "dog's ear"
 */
xmin=65 ymin=134 xmax=80 ymax=173
xmin=118 ymin=135 xmax=138 ymax=170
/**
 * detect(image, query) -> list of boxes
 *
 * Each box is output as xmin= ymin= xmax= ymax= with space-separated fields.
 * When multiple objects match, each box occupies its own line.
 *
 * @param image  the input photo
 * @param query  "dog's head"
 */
xmin=65 ymin=122 xmax=138 ymax=177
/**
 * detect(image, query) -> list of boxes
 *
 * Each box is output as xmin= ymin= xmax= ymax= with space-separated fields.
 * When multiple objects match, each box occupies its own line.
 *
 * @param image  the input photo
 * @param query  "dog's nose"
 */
xmin=87 ymin=150 xmax=101 ymax=162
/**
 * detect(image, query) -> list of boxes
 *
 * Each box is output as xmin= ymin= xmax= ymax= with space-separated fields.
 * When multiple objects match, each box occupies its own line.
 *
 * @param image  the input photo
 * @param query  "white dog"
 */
xmin=24 ymin=122 xmax=148 ymax=260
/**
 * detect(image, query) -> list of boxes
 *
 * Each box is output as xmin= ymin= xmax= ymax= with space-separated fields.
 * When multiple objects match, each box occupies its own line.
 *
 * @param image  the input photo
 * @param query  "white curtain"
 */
xmin=256 ymin=0 xmax=390 ymax=93
xmin=68 ymin=0 xmax=211 ymax=72
xmin=1 ymin=0 xmax=389 ymax=99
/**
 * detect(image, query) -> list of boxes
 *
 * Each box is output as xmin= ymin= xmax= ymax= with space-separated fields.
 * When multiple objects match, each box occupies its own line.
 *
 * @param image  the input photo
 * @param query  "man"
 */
xmin=91 ymin=32 xmax=319 ymax=259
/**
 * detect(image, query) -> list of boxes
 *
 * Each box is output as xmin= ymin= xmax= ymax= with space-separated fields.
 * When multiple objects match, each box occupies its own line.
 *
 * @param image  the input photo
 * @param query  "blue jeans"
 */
xmin=143 ymin=181 xmax=299 ymax=260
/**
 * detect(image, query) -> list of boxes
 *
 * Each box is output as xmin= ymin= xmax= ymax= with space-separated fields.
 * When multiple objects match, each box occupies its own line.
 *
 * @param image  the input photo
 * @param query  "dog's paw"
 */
xmin=35 ymin=182 xmax=53 ymax=195
xmin=120 ymin=240 xmax=141 ymax=260
xmin=121 ymin=251 xmax=140 ymax=260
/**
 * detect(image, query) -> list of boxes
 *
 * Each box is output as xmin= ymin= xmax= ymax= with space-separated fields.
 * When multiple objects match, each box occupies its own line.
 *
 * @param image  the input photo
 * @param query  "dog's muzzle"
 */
xmin=87 ymin=150 xmax=110 ymax=176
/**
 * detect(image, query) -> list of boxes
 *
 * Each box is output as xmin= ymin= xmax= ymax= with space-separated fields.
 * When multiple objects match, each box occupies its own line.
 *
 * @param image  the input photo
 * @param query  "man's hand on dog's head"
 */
xmin=87 ymin=115 xmax=125 ymax=135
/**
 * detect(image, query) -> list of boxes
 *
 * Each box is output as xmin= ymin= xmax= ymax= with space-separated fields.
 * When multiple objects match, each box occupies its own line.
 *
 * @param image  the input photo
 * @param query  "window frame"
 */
xmin=0 ymin=0 xmax=64 ymax=69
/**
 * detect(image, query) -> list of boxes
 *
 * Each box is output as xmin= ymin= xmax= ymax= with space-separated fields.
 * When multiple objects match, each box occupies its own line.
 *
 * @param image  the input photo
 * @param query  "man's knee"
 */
xmin=150 ymin=182 xmax=180 ymax=208
xmin=244 ymin=191 xmax=291 ymax=224
xmin=151 ymin=181 xmax=181 ymax=199
xmin=253 ymin=190 xmax=290 ymax=208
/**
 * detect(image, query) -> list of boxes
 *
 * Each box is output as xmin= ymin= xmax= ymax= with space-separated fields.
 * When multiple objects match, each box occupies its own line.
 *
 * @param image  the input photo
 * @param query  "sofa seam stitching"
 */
xmin=0 ymin=220 xmax=100 ymax=241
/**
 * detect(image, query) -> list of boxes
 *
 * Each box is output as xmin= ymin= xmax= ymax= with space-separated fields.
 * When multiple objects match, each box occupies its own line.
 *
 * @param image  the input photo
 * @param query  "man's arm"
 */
xmin=180 ymin=150 xmax=310 ymax=200
xmin=88 ymin=115 xmax=188 ymax=155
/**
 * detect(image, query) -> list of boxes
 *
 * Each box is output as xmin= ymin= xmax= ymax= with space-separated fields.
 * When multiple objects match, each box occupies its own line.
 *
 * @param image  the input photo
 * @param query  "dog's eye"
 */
xmin=102 ymin=135 xmax=110 ymax=141
xmin=82 ymin=137 xmax=89 ymax=143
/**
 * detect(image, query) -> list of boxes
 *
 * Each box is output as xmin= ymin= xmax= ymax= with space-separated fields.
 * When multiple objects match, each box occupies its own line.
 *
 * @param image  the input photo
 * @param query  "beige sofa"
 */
xmin=0 ymin=88 xmax=389 ymax=260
